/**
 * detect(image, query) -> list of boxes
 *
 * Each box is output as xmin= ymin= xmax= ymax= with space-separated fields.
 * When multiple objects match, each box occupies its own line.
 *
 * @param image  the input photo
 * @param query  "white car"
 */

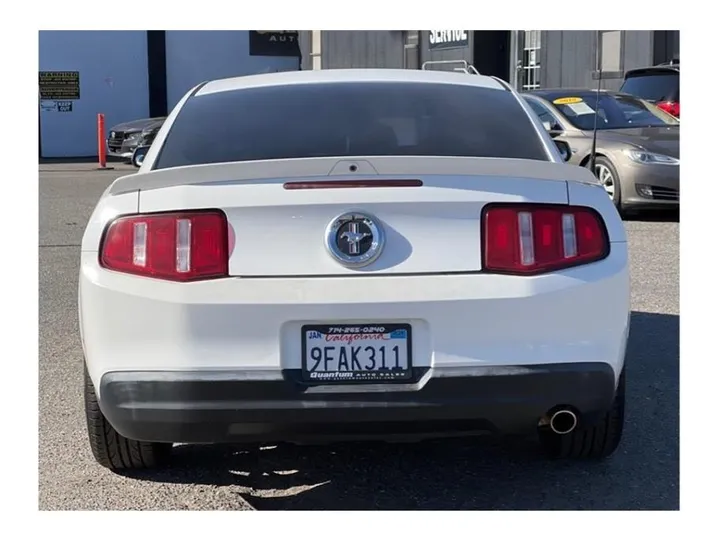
xmin=79 ymin=69 xmax=630 ymax=471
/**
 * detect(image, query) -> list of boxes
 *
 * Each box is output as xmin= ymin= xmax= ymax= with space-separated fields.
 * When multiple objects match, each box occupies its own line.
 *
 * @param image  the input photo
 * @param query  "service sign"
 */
xmin=249 ymin=31 xmax=300 ymax=57
xmin=428 ymin=30 xmax=469 ymax=50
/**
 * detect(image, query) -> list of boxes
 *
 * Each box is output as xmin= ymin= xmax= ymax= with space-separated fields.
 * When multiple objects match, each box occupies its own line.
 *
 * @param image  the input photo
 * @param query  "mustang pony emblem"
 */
xmin=325 ymin=212 xmax=385 ymax=267
xmin=341 ymin=223 xmax=371 ymax=255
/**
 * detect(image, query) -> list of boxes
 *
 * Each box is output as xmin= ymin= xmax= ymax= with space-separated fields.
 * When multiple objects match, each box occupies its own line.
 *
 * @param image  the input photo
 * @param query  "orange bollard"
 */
xmin=97 ymin=114 xmax=113 ymax=170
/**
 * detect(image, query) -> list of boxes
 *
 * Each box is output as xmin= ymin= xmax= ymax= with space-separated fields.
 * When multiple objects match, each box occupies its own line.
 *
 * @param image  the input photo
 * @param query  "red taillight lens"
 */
xmin=656 ymin=100 xmax=680 ymax=118
xmin=100 ymin=210 xmax=229 ymax=281
xmin=483 ymin=205 xmax=609 ymax=274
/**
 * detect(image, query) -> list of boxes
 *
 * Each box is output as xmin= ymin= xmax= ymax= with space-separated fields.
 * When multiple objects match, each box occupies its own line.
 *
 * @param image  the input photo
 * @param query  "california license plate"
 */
xmin=301 ymin=323 xmax=412 ymax=383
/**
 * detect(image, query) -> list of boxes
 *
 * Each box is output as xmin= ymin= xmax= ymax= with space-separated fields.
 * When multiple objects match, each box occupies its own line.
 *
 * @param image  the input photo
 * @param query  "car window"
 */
xmin=550 ymin=93 xmax=679 ymax=131
xmin=619 ymin=72 xmax=679 ymax=102
xmin=153 ymin=82 xmax=550 ymax=169
xmin=524 ymin=98 xmax=562 ymax=128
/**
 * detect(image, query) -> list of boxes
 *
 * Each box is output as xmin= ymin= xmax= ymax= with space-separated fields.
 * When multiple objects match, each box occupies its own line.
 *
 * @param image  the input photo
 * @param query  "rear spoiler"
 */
xmin=624 ymin=66 xmax=679 ymax=78
xmin=107 ymin=156 xmax=600 ymax=195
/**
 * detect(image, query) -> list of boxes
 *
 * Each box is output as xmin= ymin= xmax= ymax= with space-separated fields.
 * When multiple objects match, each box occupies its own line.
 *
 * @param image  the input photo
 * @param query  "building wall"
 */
xmin=164 ymin=31 xmax=299 ymax=111
xmin=540 ymin=31 xmax=655 ymax=91
xmin=319 ymin=31 xmax=405 ymax=69
xmin=39 ymin=31 xmax=301 ymax=158
xmin=297 ymin=31 xmax=476 ymax=72
xmin=653 ymin=31 xmax=680 ymax=64
xmin=39 ymin=30 xmax=150 ymax=158
xmin=298 ymin=31 xmax=313 ymax=70
xmin=298 ymin=30 xmax=675 ymax=95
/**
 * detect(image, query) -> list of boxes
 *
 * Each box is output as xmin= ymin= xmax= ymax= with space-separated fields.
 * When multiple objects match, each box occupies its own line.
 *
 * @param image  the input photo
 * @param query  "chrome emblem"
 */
xmin=325 ymin=212 xmax=385 ymax=267
xmin=110 ymin=131 xmax=116 ymax=138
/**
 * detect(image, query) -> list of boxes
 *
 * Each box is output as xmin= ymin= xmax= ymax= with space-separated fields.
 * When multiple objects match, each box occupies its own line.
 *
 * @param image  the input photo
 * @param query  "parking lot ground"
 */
xmin=38 ymin=165 xmax=679 ymax=510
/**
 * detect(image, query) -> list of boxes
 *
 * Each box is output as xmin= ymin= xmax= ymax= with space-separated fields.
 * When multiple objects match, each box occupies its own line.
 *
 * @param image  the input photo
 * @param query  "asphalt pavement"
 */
xmin=38 ymin=165 xmax=679 ymax=510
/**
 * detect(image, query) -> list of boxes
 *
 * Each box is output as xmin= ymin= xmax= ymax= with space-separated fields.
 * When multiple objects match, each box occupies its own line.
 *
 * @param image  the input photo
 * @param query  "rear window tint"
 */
xmin=153 ymin=82 xmax=549 ymax=169
xmin=620 ymin=72 xmax=679 ymax=102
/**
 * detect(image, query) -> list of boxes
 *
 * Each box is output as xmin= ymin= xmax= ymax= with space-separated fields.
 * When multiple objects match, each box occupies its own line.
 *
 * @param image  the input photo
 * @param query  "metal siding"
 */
xmin=540 ymin=31 xmax=563 ymax=88
xmin=667 ymin=31 xmax=680 ymax=60
xmin=298 ymin=31 xmax=313 ymax=70
xmin=541 ymin=31 xmax=654 ymax=91
xmin=622 ymin=31 xmax=653 ymax=71
xmin=320 ymin=31 xmax=404 ymax=69
xmin=563 ymin=32 xmax=594 ymax=88
xmin=322 ymin=31 xmax=333 ymax=69
xmin=653 ymin=31 xmax=680 ymax=64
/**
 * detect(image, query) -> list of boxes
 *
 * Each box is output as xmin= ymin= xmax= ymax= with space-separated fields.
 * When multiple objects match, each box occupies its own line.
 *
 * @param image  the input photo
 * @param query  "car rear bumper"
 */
xmin=98 ymin=363 xmax=618 ymax=443
xmin=80 ymin=247 xmax=629 ymax=375
xmin=81 ymin=244 xmax=630 ymax=444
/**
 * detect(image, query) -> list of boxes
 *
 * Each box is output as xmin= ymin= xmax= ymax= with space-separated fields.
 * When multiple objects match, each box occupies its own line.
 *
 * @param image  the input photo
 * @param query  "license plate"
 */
xmin=301 ymin=323 xmax=412 ymax=383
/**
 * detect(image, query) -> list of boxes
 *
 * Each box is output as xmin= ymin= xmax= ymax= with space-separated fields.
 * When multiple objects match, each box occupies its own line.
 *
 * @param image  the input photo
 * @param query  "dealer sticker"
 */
xmin=553 ymin=97 xmax=584 ymax=105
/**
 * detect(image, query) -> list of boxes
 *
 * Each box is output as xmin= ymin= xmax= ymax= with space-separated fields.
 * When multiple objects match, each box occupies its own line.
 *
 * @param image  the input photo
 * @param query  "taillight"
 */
xmin=656 ymin=100 xmax=680 ymax=118
xmin=482 ymin=204 xmax=609 ymax=274
xmin=100 ymin=210 xmax=229 ymax=281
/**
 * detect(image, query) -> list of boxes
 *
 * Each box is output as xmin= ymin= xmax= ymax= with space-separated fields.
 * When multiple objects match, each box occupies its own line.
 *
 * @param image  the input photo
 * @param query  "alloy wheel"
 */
xmin=594 ymin=163 xmax=615 ymax=199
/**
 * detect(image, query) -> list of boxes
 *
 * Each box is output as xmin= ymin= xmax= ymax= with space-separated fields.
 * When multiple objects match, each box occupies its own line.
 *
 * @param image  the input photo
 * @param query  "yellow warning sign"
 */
xmin=39 ymin=71 xmax=80 ymax=100
xmin=553 ymin=97 xmax=584 ymax=105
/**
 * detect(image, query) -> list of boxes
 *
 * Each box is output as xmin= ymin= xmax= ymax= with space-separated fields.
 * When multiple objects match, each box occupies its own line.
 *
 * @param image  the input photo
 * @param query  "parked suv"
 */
xmin=619 ymin=59 xmax=679 ymax=118
xmin=106 ymin=117 xmax=166 ymax=160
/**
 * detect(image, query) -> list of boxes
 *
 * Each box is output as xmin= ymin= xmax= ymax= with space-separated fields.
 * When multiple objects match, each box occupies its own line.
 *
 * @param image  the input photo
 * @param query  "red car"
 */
xmin=619 ymin=60 xmax=679 ymax=118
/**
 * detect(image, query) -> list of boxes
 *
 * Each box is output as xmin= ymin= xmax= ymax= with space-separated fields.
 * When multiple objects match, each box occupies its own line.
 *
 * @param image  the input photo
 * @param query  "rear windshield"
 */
xmin=153 ymin=81 xmax=549 ymax=169
xmin=620 ymin=71 xmax=679 ymax=102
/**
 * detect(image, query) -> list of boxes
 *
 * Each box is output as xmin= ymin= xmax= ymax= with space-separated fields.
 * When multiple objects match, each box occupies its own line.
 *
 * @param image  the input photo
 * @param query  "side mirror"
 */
xmin=554 ymin=140 xmax=572 ymax=162
xmin=543 ymin=120 xmax=563 ymax=138
xmin=131 ymin=145 xmax=150 ymax=168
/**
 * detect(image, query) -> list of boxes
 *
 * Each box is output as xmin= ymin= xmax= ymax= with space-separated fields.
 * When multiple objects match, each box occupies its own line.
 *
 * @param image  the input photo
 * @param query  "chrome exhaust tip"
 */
xmin=549 ymin=409 xmax=578 ymax=435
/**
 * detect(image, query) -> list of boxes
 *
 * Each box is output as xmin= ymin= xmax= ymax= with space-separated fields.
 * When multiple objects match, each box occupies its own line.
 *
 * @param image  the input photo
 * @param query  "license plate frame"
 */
xmin=301 ymin=323 xmax=413 ymax=384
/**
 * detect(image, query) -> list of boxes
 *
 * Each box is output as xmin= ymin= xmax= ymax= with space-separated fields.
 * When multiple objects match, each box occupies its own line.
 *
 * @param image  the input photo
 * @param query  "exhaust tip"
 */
xmin=549 ymin=409 xmax=578 ymax=435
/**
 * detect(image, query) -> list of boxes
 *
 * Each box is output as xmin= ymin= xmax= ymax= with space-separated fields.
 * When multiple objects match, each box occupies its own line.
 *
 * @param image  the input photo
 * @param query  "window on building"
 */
xmin=598 ymin=30 xmax=622 ymax=74
xmin=521 ymin=30 xmax=541 ymax=90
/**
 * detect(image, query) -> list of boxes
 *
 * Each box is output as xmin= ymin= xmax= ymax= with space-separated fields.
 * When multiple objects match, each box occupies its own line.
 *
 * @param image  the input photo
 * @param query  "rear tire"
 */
xmin=84 ymin=365 xmax=172 ymax=471
xmin=539 ymin=368 xmax=625 ymax=459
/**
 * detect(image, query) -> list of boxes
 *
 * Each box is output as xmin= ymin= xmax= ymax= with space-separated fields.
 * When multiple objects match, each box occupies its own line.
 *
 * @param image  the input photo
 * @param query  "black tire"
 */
xmin=591 ymin=156 xmax=624 ymax=215
xmin=539 ymin=368 xmax=625 ymax=460
xmin=84 ymin=365 xmax=172 ymax=471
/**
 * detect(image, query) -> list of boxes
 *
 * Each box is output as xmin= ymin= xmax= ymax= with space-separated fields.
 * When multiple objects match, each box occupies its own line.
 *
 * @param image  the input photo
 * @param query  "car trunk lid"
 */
xmin=130 ymin=156 xmax=575 ymax=277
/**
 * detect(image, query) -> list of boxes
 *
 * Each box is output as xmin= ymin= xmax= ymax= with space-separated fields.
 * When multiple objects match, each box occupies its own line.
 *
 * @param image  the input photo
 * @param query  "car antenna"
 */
xmin=589 ymin=30 xmax=602 ymax=175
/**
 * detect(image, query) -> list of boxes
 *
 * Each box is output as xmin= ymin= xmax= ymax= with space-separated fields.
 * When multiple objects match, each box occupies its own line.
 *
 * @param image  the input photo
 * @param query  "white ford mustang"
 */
xmin=79 ymin=69 xmax=630 ymax=471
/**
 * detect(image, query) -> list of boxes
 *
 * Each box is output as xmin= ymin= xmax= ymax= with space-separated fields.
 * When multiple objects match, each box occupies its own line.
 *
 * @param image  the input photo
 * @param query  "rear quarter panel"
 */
xmin=567 ymin=180 xmax=627 ymax=244
xmin=80 ymin=187 xmax=139 ymax=252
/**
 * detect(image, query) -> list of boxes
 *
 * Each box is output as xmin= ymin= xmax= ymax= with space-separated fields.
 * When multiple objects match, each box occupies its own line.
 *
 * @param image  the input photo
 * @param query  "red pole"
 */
xmin=97 ymin=113 xmax=107 ymax=169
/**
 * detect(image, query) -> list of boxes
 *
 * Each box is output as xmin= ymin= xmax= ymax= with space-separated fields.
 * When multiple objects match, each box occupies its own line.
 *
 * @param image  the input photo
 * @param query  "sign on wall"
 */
xmin=40 ymin=100 xmax=73 ymax=112
xmin=428 ymin=31 xmax=469 ymax=50
xmin=249 ymin=31 xmax=300 ymax=57
xmin=39 ymin=71 xmax=80 ymax=100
